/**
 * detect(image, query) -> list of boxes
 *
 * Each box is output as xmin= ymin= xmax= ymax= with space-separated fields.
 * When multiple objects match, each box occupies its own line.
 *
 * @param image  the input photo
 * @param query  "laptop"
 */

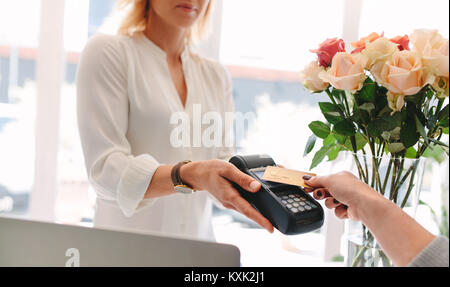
xmin=0 ymin=216 xmax=240 ymax=267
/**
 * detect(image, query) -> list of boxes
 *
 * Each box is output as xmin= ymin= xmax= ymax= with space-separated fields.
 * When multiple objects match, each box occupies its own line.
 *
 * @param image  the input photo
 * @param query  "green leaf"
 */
xmin=358 ymin=78 xmax=376 ymax=102
xmin=323 ymin=134 xmax=335 ymax=146
xmin=443 ymin=127 xmax=449 ymax=134
xmin=415 ymin=114 xmax=428 ymax=144
xmin=319 ymin=102 xmax=343 ymax=124
xmin=388 ymin=142 xmax=406 ymax=154
xmin=303 ymin=134 xmax=317 ymax=157
xmin=333 ymin=120 xmax=356 ymax=136
xmin=328 ymin=146 xmax=341 ymax=161
xmin=405 ymin=147 xmax=417 ymax=159
xmin=438 ymin=104 xmax=449 ymax=121
xmin=400 ymin=117 xmax=419 ymax=148
xmin=422 ymin=144 xmax=447 ymax=164
xmin=382 ymin=127 xmax=401 ymax=141
xmin=310 ymin=144 xmax=334 ymax=169
xmin=335 ymin=134 xmax=347 ymax=144
xmin=367 ymin=113 xmax=402 ymax=137
xmin=358 ymin=103 xmax=375 ymax=113
xmin=308 ymin=121 xmax=330 ymax=139
xmin=439 ymin=118 xmax=449 ymax=128
xmin=343 ymin=133 xmax=367 ymax=151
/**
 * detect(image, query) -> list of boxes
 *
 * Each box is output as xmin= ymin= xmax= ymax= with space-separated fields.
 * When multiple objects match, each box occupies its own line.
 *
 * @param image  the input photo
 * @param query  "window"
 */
xmin=220 ymin=0 xmax=346 ymax=173
xmin=56 ymin=0 xmax=117 ymax=224
xmin=0 ymin=0 xmax=41 ymax=216
xmin=359 ymin=0 xmax=449 ymax=39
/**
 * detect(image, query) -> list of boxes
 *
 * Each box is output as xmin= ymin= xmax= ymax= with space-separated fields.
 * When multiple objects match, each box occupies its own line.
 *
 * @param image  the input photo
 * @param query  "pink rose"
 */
xmin=310 ymin=38 xmax=346 ymax=68
xmin=319 ymin=52 xmax=366 ymax=92
xmin=351 ymin=32 xmax=384 ymax=54
xmin=390 ymin=35 xmax=410 ymax=51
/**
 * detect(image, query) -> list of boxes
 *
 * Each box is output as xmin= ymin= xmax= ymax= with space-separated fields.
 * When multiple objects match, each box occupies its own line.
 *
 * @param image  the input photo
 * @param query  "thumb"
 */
xmin=302 ymin=174 xmax=326 ymax=188
xmin=225 ymin=166 xmax=261 ymax=193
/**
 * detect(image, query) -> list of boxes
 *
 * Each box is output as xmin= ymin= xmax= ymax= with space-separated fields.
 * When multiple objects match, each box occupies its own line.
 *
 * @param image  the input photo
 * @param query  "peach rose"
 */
xmin=410 ymin=29 xmax=446 ymax=54
xmin=310 ymin=38 xmax=346 ymax=68
xmin=319 ymin=52 xmax=366 ymax=92
xmin=371 ymin=50 xmax=435 ymax=111
xmin=300 ymin=61 xmax=330 ymax=92
xmin=411 ymin=29 xmax=449 ymax=78
xmin=361 ymin=37 xmax=399 ymax=69
xmin=390 ymin=35 xmax=410 ymax=51
xmin=351 ymin=32 xmax=384 ymax=54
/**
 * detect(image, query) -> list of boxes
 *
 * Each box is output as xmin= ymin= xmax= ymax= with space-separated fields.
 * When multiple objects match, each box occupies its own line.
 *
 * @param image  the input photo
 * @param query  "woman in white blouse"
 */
xmin=76 ymin=0 xmax=274 ymax=241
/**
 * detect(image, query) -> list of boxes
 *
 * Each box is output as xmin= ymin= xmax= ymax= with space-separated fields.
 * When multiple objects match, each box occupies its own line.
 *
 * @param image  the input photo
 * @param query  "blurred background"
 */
xmin=0 ymin=0 xmax=448 ymax=266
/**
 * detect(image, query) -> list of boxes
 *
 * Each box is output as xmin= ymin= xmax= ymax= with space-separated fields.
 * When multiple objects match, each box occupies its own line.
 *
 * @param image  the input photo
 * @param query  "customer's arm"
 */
xmin=303 ymin=172 xmax=447 ymax=267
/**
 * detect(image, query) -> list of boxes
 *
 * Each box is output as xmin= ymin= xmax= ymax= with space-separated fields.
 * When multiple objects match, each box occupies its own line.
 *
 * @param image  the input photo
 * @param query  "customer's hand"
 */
xmin=180 ymin=160 xmax=274 ymax=233
xmin=302 ymin=171 xmax=382 ymax=221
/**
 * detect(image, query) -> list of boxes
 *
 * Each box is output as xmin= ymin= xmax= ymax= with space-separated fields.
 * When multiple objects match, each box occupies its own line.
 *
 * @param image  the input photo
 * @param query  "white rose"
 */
xmin=361 ymin=37 xmax=399 ymax=69
xmin=300 ymin=61 xmax=329 ymax=92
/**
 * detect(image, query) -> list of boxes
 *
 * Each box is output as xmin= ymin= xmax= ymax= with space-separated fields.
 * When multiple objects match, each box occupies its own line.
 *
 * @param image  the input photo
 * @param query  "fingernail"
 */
xmin=316 ymin=190 xmax=322 ymax=197
xmin=250 ymin=181 xmax=260 ymax=191
xmin=333 ymin=199 xmax=340 ymax=204
xmin=302 ymin=175 xmax=312 ymax=180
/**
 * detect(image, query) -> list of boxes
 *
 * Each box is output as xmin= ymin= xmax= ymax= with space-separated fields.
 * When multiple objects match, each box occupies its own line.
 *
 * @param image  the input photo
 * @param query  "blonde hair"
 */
xmin=116 ymin=0 xmax=214 ymax=43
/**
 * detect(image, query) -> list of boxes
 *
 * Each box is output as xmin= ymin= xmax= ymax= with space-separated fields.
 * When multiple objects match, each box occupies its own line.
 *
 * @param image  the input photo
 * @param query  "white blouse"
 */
xmin=76 ymin=33 xmax=235 ymax=241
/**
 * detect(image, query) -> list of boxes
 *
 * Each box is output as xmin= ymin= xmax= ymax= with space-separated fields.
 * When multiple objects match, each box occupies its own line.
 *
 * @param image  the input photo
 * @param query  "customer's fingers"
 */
xmin=312 ymin=188 xmax=331 ymax=200
xmin=334 ymin=205 xmax=348 ymax=219
xmin=325 ymin=197 xmax=341 ymax=209
xmin=231 ymin=196 xmax=274 ymax=233
xmin=222 ymin=165 xmax=261 ymax=193
xmin=302 ymin=175 xmax=326 ymax=189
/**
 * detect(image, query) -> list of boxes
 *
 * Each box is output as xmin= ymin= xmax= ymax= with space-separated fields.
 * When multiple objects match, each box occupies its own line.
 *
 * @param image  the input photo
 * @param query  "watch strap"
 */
xmin=171 ymin=160 xmax=193 ymax=188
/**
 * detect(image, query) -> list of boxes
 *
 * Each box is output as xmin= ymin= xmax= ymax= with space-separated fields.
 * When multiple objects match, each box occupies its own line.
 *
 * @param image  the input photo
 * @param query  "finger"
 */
xmin=277 ymin=164 xmax=285 ymax=168
xmin=302 ymin=175 xmax=326 ymax=189
xmin=223 ymin=165 xmax=261 ymax=193
xmin=334 ymin=205 xmax=348 ymax=219
xmin=303 ymin=186 xmax=314 ymax=193
xmin=325 ymin=197 xmax=341 ymax=209
xmin=313 ymin=188 xmax=331 ymax=200
xmin=231 ymin=196 xmax=274 ymax=233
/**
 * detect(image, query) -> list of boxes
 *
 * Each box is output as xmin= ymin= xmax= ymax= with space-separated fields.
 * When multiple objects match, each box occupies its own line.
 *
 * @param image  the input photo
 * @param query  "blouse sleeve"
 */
xmin=76 ymin=34 xmax=160 ymax=218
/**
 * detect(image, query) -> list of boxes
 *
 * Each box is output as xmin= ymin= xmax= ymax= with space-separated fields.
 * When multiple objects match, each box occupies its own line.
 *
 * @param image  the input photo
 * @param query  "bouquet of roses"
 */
xmin=300 ymin=29 xmax=449 ymax=266
xmin=301 ymin=29 xmax=448 ymax=171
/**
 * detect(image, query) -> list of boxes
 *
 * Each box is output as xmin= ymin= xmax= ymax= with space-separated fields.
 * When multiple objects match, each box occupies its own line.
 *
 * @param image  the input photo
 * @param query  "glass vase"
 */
xmin=344 ymin=152 xmax=426 ymax=267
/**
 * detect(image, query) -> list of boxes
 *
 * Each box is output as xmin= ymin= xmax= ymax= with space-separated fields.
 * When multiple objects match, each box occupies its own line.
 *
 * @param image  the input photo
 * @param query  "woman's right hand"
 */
xmin=302 ymin=171 xmax=383 ymax=222
xmin=180 ymin=160 xmax=274 ymax=233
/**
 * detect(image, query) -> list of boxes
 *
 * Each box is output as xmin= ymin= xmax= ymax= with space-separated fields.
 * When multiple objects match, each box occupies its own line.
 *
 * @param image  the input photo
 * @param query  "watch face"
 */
xmin=175 ymin=185 xmax=194 ymax=194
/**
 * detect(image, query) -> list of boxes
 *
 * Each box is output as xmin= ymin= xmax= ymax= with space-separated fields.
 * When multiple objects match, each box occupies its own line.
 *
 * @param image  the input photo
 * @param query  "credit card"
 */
xmin=262 ymin=166 xmax=316 ymax=187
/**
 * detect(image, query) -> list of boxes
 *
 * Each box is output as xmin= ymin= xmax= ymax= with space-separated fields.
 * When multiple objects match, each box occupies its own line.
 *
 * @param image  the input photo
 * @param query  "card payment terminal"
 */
xmin=229 ymin=154 xmax=324 ymax=235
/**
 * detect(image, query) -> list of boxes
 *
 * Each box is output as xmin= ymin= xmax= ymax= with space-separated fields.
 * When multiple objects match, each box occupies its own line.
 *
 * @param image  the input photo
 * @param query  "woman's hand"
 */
xmin=180 ymin=160 xmax=274 ymax=233
xmin=302 ymin=171 xmax=383 ymax=221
